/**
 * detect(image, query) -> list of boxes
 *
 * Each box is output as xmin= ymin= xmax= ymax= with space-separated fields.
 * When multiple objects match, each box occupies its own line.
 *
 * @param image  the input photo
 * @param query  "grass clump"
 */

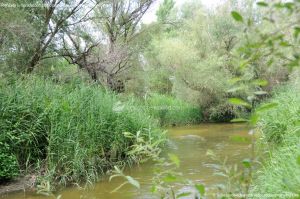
xmin=0 ymin=76 xmax=164 ymax=187
xmin=251 ymin=84 xmax=300 ymax=197
xmin=145 ymin=93 xmax=202 ymax=126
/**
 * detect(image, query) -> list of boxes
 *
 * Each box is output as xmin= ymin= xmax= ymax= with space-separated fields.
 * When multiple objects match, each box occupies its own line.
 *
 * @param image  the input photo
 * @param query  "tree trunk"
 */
xmin=27 ymin=53 xmax=41 ymax=73
xmin=87 ymin=67 xmax=98 ymax=82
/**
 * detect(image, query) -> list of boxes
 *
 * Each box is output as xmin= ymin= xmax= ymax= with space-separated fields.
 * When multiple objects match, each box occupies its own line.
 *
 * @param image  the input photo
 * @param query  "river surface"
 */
xmin=2 ymin=123 xmax=251 ymax=199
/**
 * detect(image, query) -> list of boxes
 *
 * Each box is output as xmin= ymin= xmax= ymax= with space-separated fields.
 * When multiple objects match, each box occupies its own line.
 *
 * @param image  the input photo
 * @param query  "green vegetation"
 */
xmin=250 ymin=81 xmax=300 ymax=196
xmin=225 ymin=1 xmax=300 ymax=197
xmin=0 ymin=76 xmax=166 ymax=187
xmin=1 ymin=0 xmax=300 ymax=197
xmin=0 ymin=144 xmax=19 ymax=181
xmin=145 ymin=93 xmax=202 ymax=126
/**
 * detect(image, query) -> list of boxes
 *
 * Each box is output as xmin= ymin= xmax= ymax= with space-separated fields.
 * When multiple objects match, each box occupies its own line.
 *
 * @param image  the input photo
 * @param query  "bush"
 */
xmin=145 ymin=93 xmax=202 ymax=126
xmin=0 ymin=144 xmax=19 ymax=181
xmin=0 ymin=76 xmax=164 ymax=187
xmin=208 ymin=103 xmax=238 ymax=122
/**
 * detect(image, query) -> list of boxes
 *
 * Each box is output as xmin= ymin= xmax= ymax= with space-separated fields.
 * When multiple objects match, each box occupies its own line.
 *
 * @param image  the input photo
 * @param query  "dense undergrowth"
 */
xmin=0 ymin=77 xmax=164 ymax=187
xmin=145 ymin=93 xmax=202 ymax=126
xmin=250 ymin=81 xmax=300 ymax=197
xmin=0 ymin=76 xmax=201 ymax=188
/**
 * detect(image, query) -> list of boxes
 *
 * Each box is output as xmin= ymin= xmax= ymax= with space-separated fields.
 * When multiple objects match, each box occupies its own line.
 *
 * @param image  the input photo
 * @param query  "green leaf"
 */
xmin=274 ymin=3 xmax=284 ymax=9
xmin=177 ymin=192 xmax=192 ymax=198
xmin=242 ymin=159 xmax=251 ymax=168
xmin=229 ymin=77 xmax=242 ymax=84
xmin=257 ymin=2 xmax=268 ymax=7
xmin=284 ymin=2 xmax=294 ymax=10
xmin=227 ymin=86 xmax=244 ymax=93
xmin=125 ymin=176 xmax=140 ymax=189
xmin=256 ymin=102 xmax=278 ymax=113
xmin=250 ymin=114 xmax=259 ymax=125
xmin=151 ymin=185 xmax=157 ymax=193
xmin=252 ymin=79 xmax=268 ymax=86
xmin=254 ymin=91 xmax=268 ymax=95
xmin=297 ymin=155 xmax=300 ymax=165
xmin=168 ymin=153 xmax=180 ymax=167
xmin=279 ymin=41 xmax=291 ymax=47
xmin=294 ymin=27 xmax=300 ymax=39
xmin=228 ymin=98 xmax=251 ymax=108
xmin=231 ymin=118 xmax=249 ymax=123
xmin=231 ymin=11 xmax=243 ymax=22
xmin=163 ymin=174 xmax=177 ymax=183
xmin=195 ymin=184 xmax=205 ymax=196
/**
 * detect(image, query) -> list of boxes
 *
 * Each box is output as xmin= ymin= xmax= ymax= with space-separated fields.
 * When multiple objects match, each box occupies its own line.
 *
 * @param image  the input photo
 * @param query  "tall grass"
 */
xmin=0 ymin=76 xmax=165 ymax=187
xmin=250 ymin=84 xmax=300 ymax=197
xmin=144 ymin=93 xmax=202 ymax=126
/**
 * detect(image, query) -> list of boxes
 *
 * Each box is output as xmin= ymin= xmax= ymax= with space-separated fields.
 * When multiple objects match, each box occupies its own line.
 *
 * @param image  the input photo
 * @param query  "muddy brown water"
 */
xmin=1 ymin=123 xmax=251 ymax=199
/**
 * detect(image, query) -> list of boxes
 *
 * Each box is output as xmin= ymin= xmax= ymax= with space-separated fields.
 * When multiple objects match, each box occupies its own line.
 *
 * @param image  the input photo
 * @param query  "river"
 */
xmin=2 ymin=123 xmax=251 ymax=199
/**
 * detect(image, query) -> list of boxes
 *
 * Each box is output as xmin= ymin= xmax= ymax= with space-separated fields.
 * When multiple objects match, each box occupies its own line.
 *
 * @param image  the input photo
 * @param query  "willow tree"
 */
xmin=90 ymin=0 xmax=155 ymax=91
xmin=26 ymin=0 xmax=103 ymax=73
xmin=0 ymin=0 xmax=102 ymax=73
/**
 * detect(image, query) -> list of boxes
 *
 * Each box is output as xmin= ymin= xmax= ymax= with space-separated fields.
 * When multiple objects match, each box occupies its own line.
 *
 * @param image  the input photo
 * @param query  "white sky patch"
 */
xmin=142 ymin=0 xmax=225 ymax=24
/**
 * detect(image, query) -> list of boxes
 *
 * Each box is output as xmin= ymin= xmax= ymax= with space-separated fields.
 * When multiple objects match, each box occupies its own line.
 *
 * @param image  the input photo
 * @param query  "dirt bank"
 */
xmin=0 ymin=175 xmax=34 ymax=196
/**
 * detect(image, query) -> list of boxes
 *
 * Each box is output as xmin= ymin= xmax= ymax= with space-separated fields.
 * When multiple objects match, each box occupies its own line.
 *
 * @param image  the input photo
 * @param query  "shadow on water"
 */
xmin=2 ymin=123 xmax=250 ymax=199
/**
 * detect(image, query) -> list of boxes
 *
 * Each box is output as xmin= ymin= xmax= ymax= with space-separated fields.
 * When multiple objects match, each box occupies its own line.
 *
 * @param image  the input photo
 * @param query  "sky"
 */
xmin=142 ymin=0 xmax=225 ymax=24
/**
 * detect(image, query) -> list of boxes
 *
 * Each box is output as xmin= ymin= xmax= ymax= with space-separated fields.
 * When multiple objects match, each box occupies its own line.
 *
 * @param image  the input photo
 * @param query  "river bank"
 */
xmin=1 ymin=124 xmax=250 ymax=199
xmin=0 ymin=176 xmax=33 ymax=195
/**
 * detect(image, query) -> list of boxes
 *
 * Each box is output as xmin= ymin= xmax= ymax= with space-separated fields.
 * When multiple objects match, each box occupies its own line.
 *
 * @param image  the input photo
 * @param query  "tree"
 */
xmin=0 ymin=0 xmax=102 ymax=73
xmin=156 ymin=0 xmax=175 ymax=23
xmin=26 ymin=0 xmax=101 ymax=73
xmin=0 ymin=0 xmax=36 ymax=72
xmin=58 ymin=26 xmax=101 ymax=81
xmin=89 ymin=0 xmax=155 ymax=91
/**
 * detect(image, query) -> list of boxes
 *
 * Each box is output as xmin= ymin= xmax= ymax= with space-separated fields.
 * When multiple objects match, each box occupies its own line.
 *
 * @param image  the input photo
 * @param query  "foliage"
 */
xmin=109 ymin=166 xmax=140 ymax=193
xmin=228 ymin=1 xmax=300 ymax=197
xmin=141 ymin=0 xmax=253 ymax=121
xmin=208 ymin=103 xmax=242 ymax=123
xmin=145 ymin=93 xmax=202 ymax=126
xmin=256 ymin=86 xmax=300 ymax=144
xmin=0 ymin=76 xmax=164 ymax=187
xmin=0 ymin=143 xmax=19 ymax=181
xmin=250 ymin=83 xmax=300 ymax=197
xmin=229 ymin=1 xmax=300 ymax=107
xmin=1 ymin=0 xmax=300 ymax=197
xmin=156 ymin=0 xmax=175 ymax=23
xmin=110 ymin=134 xmax=206 ymax=199
xmin=206 ymin=147 xmax=255 ymax=198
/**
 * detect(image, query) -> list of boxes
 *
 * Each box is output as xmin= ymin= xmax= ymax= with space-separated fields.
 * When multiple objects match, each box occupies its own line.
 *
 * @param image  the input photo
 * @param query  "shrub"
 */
xmin=0 ymin=144 xmax=19 ymax=181
xmin=208 ymin=103 xmax=238 ymax=122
